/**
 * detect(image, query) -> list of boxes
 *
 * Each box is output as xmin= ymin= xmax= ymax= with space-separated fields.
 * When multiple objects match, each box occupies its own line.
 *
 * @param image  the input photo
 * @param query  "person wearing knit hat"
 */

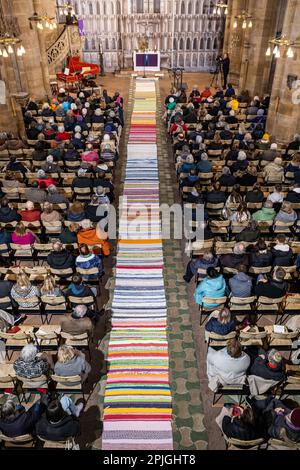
xmin=249 ymin=349 xmax=284 ymax=382
xmin=266 ymin=404 xmax=300 ymax=442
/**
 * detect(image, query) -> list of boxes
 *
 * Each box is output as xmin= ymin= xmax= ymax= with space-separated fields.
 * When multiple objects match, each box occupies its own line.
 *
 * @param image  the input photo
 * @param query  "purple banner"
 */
xmin=78 ymin=19 xmax=85 ymax=37
xmin=136 ymin=53 xmax=158 ymax=67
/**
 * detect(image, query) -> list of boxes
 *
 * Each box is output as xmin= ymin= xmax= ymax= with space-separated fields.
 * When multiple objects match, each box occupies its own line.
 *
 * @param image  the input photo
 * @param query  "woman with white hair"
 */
xmin=263 ymin=157 xmax=284 ymax=182
xmin=41 ymin=202 xmax=62 ymax=232
xmin=0 ymin=398 xmax=44 ymax=438
xmin=196 ymin=152 xmax=212 ymax=173
xmin=13 ymin=343 xmax=52 ymax=379
xmin=178 ymin=154 xmax=195 ymax=174
xmin=81 ymin=144 xmax=99 ymax=166
xmin=41 ymin=155 xmax=61 ymax=174
xmin=19 ymin=200 xmax=41 ymax=222
xmin=55 ymin=125 xmax=70 ymax=142
xmin=41 ymin=103 xmax=55 ymax=118
xmin=92 ymin=108 xmax=104 ymax=123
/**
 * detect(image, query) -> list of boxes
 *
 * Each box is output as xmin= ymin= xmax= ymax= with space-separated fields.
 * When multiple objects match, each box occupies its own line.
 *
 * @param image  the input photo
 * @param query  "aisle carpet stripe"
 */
xmin=102 ymin=79 xmax=173 ymax=450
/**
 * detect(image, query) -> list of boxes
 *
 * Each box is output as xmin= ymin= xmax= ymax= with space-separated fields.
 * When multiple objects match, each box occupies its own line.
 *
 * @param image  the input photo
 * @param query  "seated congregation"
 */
xmin=0 ymin=86 xmax=124 ymax=448
xmin=165 ymin=83 xmax=300 ymax=450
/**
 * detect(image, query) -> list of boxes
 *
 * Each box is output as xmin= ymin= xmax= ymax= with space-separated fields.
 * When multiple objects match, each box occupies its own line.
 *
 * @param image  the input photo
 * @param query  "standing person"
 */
xmin=222 ymin=53 xmax=230 ymax=89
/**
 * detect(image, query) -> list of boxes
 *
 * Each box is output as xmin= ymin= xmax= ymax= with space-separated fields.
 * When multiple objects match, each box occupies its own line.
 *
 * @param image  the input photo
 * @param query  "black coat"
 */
xmin=218 ymin=175 xmax=236 ymax=187
xmin=47 ymin=250 xmax=75 ymax=270
xmin=236 ymin=228 xmax=260 ymax=243
xmin=245 ymin=190 xmax=264 ymax=203
xmin=254 ymin=279 xmax=287 ymax=298
xmin=220 ymin=253 xmax=249 ymax=268
xmin=0 ymin=403 xmax=42 ymax=438
xmin=206 ymin=191 xmax=227 ymax=204
xmin=0 ymin=207 xmax=21 ymax=223
xmin=250 ymin=356 xmax=284 ymax=382
xmin=250 ymin=250 xmax=273 ymax=267
xmin=36 ymin=415 xmax=80 ymax=441
xmin=222 ymin=416 xmax=261 ymax=441
xmin=272 ymin=247 xmax=294 ymax=266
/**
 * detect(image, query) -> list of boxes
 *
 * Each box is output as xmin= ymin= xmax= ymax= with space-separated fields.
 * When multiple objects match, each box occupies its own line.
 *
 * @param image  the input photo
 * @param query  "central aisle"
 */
xmin=102 ymin=78 xmax=173 ymax=450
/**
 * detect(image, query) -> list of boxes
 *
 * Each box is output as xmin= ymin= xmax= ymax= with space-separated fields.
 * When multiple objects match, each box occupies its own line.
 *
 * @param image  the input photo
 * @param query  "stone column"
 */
xmin=267 ymin=0 xmax=300 ymax=142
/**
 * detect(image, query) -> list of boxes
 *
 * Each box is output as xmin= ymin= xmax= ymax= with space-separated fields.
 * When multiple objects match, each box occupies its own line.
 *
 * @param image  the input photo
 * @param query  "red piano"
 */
xmin=56 ymin=56 xmax=100 ymax=84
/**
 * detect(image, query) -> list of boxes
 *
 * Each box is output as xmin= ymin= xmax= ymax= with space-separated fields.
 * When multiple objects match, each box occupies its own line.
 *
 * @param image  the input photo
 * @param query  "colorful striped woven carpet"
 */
xmin=102 ymin=79 xmax=173 ymax=450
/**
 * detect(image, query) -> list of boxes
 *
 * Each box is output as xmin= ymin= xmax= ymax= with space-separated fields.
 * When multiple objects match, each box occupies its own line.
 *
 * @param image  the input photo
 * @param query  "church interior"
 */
xmin=0 ymin=0 xmax=300 ymax=453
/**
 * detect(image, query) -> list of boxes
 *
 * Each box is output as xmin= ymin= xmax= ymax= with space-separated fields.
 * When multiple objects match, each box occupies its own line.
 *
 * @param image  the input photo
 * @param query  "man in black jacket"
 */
xmin=250 ymin=349 xmax=285 ymax=382
xmin=36 ymin=399 xmax=80 ymax=442
xmin=0 ymin=399 xmax=43 ymax=438
xmin=254 ymin=267 xmax=288 ymax=298
xmin=47 ymin=242 xmax=75 ymax=270
xmin=0 ymin=198 xmax=21 ymax=223
xmin=71 ymin=168 xmax=93 ymax=190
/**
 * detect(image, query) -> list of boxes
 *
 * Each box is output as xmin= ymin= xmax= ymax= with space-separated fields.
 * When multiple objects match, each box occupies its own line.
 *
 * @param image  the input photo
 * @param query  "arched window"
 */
xmin=118 ymin=38 xmax=122 ymax=49
xmin=188 ymin=1 xmax=192 ymax=14
xmin=181 ymin=1 xmax=185 ymax=14
xmin=117 ymin=1 xmax=121 ymax=14
xmin=200 ymin=37 xmax=204 ymax=49
xmin=209 ymin=0 xmax=215 ymax=14
xmin=193 ymin=38 xmax=197 ymax=50
xmin=202 ymin=0 xmax=209 ymax=14
xmin=91 ymin=38 xmax=96 ymax=50
xmin=105 ymin=38 xmax=109 ymax=50
xmin=192 ymin=53 xmax=198 ymax=67
xmin=213 ymin=37 xmax=218 ymax=49
xmin=186 ymin=55 xmax=191 ymax=67
xmin=206 ymin=54 xmax=212 ymax=67
xmin=186 ymin=38 xmax=191 ymax=50
xmin=111 ymin=38 xmax=116 ymax=49
xmin=103 ymin=2 xmax=107 ymax=14
xmin=207 ymin=20 xmax=212 ymax=31
xmin=96 ymin=2 xmax=100 ymax=14
xmin=111 ymin=2 xmax=114 ymax=14
xmin=136 ymin=0 xmax=144 ymax=13
xmin=199 ymin=53 xmax=204 ymax=66
xmin=179 ymin=38 xmax=184 ymax=50
xmin=84 ymin=38 xmax=89 ymax=50
xmin=207 ymin=38 xmax=211 ymax=49
xmin=173 ymin=38 xmax=177 ymax=49
xmin=179 ymin=54 xmax=184 ymax=67
xmin=195 ymin=0 xmax=200 ymax=14
xmin=89 ymin=2 xmax=93 ymax=14
xmin=154 ymin=0 xmax=160 ymax=13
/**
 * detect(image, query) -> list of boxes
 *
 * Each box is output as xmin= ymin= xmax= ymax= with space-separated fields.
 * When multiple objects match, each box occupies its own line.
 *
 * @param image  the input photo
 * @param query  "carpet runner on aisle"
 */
xmin=102 ymin=79 xmax=173 ymax=450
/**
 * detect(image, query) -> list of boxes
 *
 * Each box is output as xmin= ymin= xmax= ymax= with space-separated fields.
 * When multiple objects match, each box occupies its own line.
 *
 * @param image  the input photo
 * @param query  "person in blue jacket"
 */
xmin=205 ymin=308 xmax=236 ymax=336
xmin=194 ymin=267 xmax=227 ymax=307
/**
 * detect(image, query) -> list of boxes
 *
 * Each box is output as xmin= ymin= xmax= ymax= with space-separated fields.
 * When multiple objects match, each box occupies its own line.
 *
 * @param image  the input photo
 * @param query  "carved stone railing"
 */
xmin=46 ymin=25 xmax=83 ymax=74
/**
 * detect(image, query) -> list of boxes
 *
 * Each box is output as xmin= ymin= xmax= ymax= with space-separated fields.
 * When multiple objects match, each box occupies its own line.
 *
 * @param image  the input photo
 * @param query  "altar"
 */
xmin=133 ymin=51 xmax=161 ymax=72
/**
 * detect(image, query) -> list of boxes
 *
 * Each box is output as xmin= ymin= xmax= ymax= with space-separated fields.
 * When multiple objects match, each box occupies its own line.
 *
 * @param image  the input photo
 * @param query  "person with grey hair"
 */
xmin=263 ymin=157 xmax=284 ymax=182
xmin=286 ymin=134 xmax=300 ymax=155
xmin=0 ymin=397 xmax=44 ymax=437
xmin=13 ymin=343 xmax=53 ymax=379
xmin=41 ymin=155 xmax=61 ymax=174
xmin=220 ymin=242 xmax=249 ymax=269
xmin=71 ymin=168 xmax=93 ymax=190
xmin=46 ymin=184 xmax=69 ymax=205
xmin=250 ymin=349 xmax=284 ymax=382
xmin=252 ymin=200 xmax=276 ymax=222
xmin=220 ymin=124 xmax=233 ymax=141
xmin=61 ymin=304 xmax=93 ymax=336
xmin=196 ymin=152 xmax=212 ymax=173
xmin=218 ymin=166 xmax=236 ymax=186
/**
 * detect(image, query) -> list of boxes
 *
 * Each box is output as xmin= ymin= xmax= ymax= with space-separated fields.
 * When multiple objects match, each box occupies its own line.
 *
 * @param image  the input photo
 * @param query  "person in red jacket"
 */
xmin=35 ymin=169 xmax=57 ymax=189
xmin=55 ymin=125 xmax=71 ymax=142
xmin=169 ymin=116 xmax=188 ymax=137
xmin=19 ymin=201 xmax=41 ymax=222
xmin=200 ymin=86 xmax=212 ymax=101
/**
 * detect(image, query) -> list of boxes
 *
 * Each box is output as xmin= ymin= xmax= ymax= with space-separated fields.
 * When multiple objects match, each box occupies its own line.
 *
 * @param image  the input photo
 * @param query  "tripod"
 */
xmin=210 ymin=67 xmax=223 ymax=88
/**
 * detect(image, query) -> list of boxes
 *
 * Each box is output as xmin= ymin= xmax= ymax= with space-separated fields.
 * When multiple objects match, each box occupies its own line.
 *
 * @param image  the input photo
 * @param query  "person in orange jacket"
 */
xmin=77 ymin=219 xmax=110 ymax=256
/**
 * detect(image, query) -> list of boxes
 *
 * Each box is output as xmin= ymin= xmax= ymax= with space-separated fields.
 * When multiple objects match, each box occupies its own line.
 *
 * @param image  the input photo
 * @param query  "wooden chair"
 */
xmin=16 ymin=374 xmax=48 ymax=403
xmin=267 ymin=437 xmax=300 ymax=450
xmin=68 ymin=295 xmax=95 ymax=307
xmin=10 ymin=243 xmax=33 ymax=262
xmin=50 ymin=373 xmax=87 ymax=402
xmin=0 ymin=326 xmax=33 ymax=360
xmin=49 ymin=267 xmax=74 ymax=282
xmin=213 ymin=383 xmax=249 ymax=406
xmin=249 ymin=266 xmax=272 ymax=275
xmin=256 ymin=296 xmax=285 ymax=322
xmin=0 ymin=432 xmax=36 ymax=448
xmin=228 ymin=296 xmax=256 ymax=314
xmin=239 ymin=327 xmax=267 ymax=348
xmin=280 ymin=365 xmax=300 ymax=399
xmin=41 ymin=295 xmax=67 ymax=323
xmin=73 ymin=186 xmax=92 ymax=201
xmin=225 ymin=437 xmax=265 ymax=450
xmin=60 ymin=331 xmax=92 ymax=359
xmin=30 ymin=324 xmax=61 ymax=350
xmin=199 ymin=296 xmax=227 ymax=325
xmin=37 ymin=435 xmax=77 ymax=449
xmin=206 ymin=331 xmax=236 ymax=349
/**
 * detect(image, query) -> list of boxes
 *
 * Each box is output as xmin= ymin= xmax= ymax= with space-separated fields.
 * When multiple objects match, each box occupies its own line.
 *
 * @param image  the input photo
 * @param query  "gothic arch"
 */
xmin=200 ymin=37 xmax=204 ymax=49
xmin=213 ymin=37 xmax=218 ymax=49
xmin=179 ymin=38 xmax=184 ymax=50
xmin=195 ymin=0 xmax=200 ymax=14
xmin=188 ymin=1 xmax=192 ymax=14
xmin=206 ymin=53 xmax=212 ymax=67
xmin=179 ymin=54 xmax=184 ymax=67
xmin=193 ymin=38 xmax=197 ymax=50
xmin=199 ymin=53 xmax=204 ymax=67
xmin=118 ymin=38 xmax=122 ymax=49
xmin=192 ymin=53 xmax=198 ymax=67
xmin=84 ymin=37 xmax=89 ymax=50
xmin=112 ymin=38 xmax=116 ymax=49
xmin=96 ymin=1 xmax=100 ymax=14
xmin=203 ymin=0 xmax=209 ymax=14
xmin=209 ymin=0 xmax=215 ymax=13
xmin=207 ymin=37 xmax=211 ymax=49
xmin=89 ymin=2 xmax=93 ymax=14
xmin=173 ymin=38 xmax=177 ymax=50
xmin=186 ymin=37 xmax=191 ymax=50
xmin=186 ymin=54 xmax=191 ymax=67
xmin=105 ymin=38 xmax=109 ymax=50
xmin=181 ymin=1 xmax=185 ymax=14
xmin=117 ymin=1 xmax=121 ymax=14
xmin=91 ymin=37 xmax=96 ymax=50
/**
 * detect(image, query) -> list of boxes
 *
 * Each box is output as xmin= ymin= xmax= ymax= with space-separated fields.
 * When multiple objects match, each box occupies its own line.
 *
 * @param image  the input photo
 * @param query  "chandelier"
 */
xmin=0 ymin=4 xmax=25 ymax=58
xmin=266 ymin=35 xmax=295 ymax=58
xmin=57 ymin=2 xmax=76 ymax=17
xmin=233 ymin=10 xmax=253 ymax=29
xmin=213 ymin=2 xmax=228 ymax=15
xmin=28 ymin=12 xmax=57 ymax=31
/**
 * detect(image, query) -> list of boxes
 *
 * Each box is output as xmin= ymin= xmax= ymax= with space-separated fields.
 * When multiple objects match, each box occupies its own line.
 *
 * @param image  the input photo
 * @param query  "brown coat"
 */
xmin=60 ymin=314 xmax=93 ymax=336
